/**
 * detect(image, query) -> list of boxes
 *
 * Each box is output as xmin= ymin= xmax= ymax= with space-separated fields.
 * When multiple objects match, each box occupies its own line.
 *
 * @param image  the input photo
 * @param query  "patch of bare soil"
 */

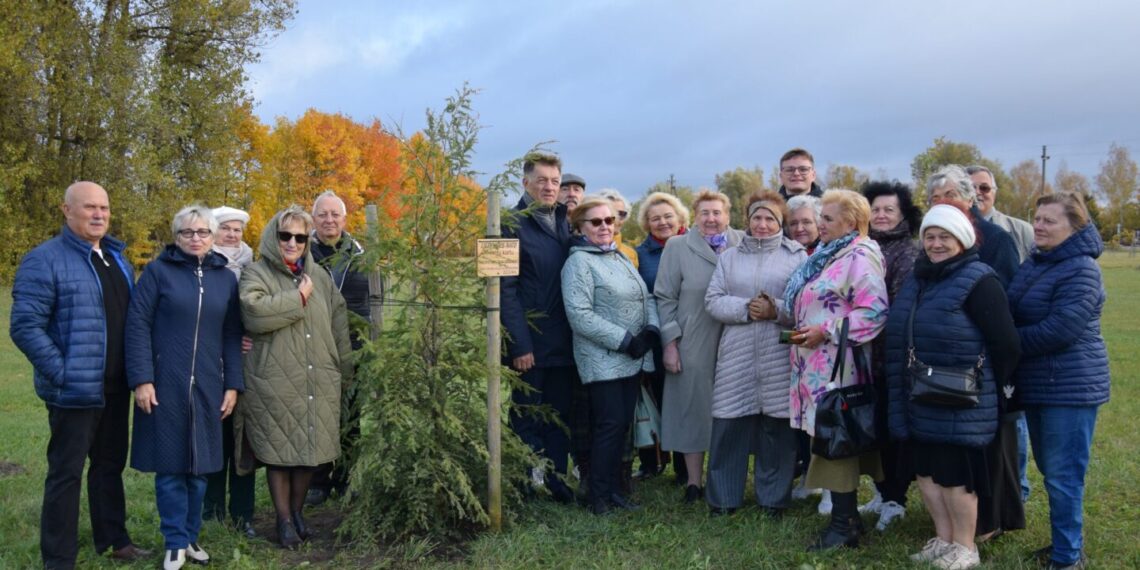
xmin=0 ymin=461 xmax=26 ymax=477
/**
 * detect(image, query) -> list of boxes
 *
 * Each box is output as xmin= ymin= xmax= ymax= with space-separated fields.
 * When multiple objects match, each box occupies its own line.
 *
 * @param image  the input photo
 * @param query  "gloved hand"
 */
xmin=623 ymin=327 xmax=659 ymax=359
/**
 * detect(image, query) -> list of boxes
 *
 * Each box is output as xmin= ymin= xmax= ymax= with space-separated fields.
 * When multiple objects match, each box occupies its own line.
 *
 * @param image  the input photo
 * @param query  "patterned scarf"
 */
xmin=704 ymin=231 xmax=729 ymax=254
xmin=782 ymin=230 xmax=859 ymax=314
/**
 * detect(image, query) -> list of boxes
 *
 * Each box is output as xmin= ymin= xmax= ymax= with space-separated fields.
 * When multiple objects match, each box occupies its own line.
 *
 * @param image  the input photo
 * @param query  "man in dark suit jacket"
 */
xmin=500 ymin=152 xmax=576 ymax=503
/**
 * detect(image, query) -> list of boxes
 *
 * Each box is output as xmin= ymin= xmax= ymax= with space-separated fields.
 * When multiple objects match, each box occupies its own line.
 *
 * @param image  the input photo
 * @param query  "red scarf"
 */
xmin=652 ymin=225 xmax=686 ymax=246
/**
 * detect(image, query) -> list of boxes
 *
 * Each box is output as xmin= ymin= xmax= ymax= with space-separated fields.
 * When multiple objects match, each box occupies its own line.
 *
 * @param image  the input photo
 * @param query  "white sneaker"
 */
xmin=164 ymin=549 xmax=186 ymax=570
xmin=792 ymin=478 xmax=822 ymax=500
xmin=859 ymin=491 xmax=883 ymax=514
xmin=817 ymin=489 xmax=832 ymax=515
xmin=875 ymin=500 xmax=906 ymax=531
xmin=910 ymin=537 xmax=952 ymax=562
xmin=934 ymin=542 xmax=981 ymax=569
xmin=186 ymin=542 xmax=209 ymax=565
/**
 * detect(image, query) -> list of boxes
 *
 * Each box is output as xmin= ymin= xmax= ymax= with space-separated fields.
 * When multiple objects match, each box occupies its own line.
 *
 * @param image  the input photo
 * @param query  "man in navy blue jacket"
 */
xmin=10 ymin=182 xmax=149 ymax=568
xmin=501 ymin=153 xmax=576 ymax=503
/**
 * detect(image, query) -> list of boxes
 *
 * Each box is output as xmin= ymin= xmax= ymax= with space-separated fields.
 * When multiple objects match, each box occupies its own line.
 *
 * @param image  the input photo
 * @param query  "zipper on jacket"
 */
xmin=188 ymin=262 xmax=205 ymax=473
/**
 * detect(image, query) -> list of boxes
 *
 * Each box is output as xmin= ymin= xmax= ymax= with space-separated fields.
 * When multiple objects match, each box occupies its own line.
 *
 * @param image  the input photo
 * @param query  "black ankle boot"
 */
xmin=277 ymin=518 xmax=301 ymax=550
xmin=292 ymin=510 xmax=310 ymax=541
xmin=807 ymin=491 xmax=859 ymax=551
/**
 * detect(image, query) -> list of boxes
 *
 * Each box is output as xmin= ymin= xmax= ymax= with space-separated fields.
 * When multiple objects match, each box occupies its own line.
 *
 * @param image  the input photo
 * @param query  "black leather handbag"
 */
xmin=812 ymin=318 xmax=880 ymax=460
xmin=905 ymin=289 xmax=983 ymax=409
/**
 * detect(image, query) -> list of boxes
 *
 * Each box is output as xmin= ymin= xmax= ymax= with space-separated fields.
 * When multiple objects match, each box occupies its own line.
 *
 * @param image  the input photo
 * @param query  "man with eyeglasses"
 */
xmin=967 ymin=166 xmax=1034 ymax=261
xmin=11 ymin=181 xmax=152 ymax=568
xmin=778 ymin=148 xmax=824 ymax=200
xmin=304 ymin=189 xmax=381 ymax=506
xmin=559 ymin=173 xmax=586 ymax=213
xmin=501 ymin=152 xmax=576 ymax=504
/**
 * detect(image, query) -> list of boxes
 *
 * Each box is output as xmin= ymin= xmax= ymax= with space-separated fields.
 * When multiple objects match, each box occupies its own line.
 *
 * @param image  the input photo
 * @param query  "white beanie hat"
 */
xmin=212 ymin=206 xmax=250 ymax=227
xmin=920 ymin=204 xmax=975 ymax=249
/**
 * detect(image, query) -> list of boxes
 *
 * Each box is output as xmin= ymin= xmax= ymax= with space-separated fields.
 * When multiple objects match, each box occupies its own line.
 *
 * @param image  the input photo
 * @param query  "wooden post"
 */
xmin=365 ymin=205 xmax=384 ymax=340
xmin=485 ymin=191 xmax=502 ymax=532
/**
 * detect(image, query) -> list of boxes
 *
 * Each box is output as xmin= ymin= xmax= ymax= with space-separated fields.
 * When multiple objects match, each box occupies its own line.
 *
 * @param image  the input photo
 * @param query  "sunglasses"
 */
xmin=177 ymin=229 xmax=212 ymax=239
xmin=975 ymin=184 xmax=995 ymax=194
xmin=617 ymin=210 xmax=629 ymax=220
xmin=277 ymin=231 xmax=309 ymax=244
xmin=585 ymin=216 xmax=616 ymax=228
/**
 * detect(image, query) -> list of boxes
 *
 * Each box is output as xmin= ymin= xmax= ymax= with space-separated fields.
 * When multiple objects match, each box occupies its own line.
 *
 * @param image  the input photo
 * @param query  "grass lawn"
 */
xmin=2 ymin=251 xmax=1139 ymax=568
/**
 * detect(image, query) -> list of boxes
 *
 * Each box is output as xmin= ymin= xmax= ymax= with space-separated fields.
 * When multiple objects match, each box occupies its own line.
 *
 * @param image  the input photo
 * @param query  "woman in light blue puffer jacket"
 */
xmin=562 ymin=196 xmax=659 ymax=516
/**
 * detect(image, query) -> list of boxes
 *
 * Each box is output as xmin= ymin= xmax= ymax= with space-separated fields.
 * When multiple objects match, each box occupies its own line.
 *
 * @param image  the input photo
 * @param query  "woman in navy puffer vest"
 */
xmin=885 ymin=205 xmax=1021 ymax=568
xmin=1006 ymin=193 xmax=1108 ymax=569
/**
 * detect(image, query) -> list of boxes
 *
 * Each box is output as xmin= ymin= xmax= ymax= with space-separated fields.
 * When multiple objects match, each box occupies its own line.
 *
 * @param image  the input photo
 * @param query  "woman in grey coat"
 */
xmin=655 ymin=190 xmax=744 ymax=502
xmin=704 ymin=192 xmax=806 ymax=516
xmin=562 ymin=197 xmax=659 ymax=515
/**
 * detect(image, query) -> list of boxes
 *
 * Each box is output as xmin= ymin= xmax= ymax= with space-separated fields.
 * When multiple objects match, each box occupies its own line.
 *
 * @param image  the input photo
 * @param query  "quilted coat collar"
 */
xmin=1032 ymin=222 xmax=1103 ymax=263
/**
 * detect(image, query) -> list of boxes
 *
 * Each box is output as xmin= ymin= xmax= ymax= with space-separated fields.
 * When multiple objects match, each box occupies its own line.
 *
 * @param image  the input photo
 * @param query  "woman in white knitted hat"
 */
xmin=883 ymin=204 xmax=1021 ymax=569
xmin=202 ymin=205 xmax=257 ymax=538
xmin=210 ymin=206 xmax=254 ymax=278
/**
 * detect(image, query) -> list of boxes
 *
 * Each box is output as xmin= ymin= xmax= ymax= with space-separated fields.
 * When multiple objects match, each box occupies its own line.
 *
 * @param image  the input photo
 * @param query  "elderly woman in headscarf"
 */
xmin=237 ymin=205 xmax=352 ymax=549
xmin=202 ymin=205 xmax=257 ymax=538
xmin=126 ymin=205 xmax=243 ymax=568
xmin=786 ymin=189 xmax=889 ymax=551
xmin=704 ymin=192 xmax=805 ymax=517
xmin=655 ymin=189 xmax=744 ymax=502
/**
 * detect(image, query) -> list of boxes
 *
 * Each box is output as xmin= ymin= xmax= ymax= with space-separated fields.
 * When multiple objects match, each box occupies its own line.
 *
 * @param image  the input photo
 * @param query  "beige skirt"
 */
xmin=805 ymin=444 xmax=884 ymax=493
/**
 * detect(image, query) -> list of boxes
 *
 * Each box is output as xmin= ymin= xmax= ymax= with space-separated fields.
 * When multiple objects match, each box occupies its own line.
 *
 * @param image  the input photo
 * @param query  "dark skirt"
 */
xmin=905 ymin=440 xmax=991 ymax=497
xmin=976 ymin=417 xmax=1026 ymax=534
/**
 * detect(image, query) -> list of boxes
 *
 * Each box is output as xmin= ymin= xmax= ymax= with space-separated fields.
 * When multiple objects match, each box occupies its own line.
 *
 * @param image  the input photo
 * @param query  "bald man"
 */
xmin=10 ymin=182 xmax=149 ymax=568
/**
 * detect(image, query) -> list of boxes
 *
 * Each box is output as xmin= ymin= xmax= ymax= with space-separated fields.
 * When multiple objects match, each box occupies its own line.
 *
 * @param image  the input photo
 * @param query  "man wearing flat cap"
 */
xmin=559 ymin=173 xmax=586 ymax=213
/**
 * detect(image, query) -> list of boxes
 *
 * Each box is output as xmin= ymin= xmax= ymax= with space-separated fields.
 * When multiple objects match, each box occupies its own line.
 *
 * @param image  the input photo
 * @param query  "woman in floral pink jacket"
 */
xmin=783 ymin=189 xmax=890 ymax=551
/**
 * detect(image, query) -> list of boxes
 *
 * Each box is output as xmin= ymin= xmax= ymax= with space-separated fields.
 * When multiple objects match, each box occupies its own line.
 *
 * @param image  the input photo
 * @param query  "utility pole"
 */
xmin=669 ymin=173 xmax=676 ymax=195
xmin=1040 ymin=145 xmax=1050 ymax=195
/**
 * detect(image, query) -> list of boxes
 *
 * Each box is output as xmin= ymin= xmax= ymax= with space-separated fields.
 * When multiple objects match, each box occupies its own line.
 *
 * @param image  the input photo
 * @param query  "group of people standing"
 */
xmin=11 ymin=184 xmax=375 ymax=569
xmin=504 ymin=150 xmax=1108 ymax=570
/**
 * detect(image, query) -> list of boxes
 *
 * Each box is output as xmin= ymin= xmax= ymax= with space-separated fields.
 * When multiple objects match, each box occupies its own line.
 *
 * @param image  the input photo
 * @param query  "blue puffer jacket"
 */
xmin=1007 ymin=223 xmax=1109 ymax=406
xmin=10 ymin=226 xmax=134 ymax=409
xmin=885 ymin=256 xmax=998 ymax=448
xmin=126 ymin=245 xmax=244 ymax=475
xmin=562 ymin=239 xmax=658 ymax=383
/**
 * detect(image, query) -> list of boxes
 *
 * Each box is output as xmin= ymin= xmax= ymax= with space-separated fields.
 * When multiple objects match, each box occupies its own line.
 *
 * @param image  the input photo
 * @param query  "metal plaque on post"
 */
xmin=476 ymin=238 xmax=520 ymax=277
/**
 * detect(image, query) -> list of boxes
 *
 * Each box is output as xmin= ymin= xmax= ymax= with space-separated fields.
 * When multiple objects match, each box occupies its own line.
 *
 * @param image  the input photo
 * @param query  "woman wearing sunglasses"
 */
xmin=125 ymin=205 xmax=243 ymax=569
xmin=236 ymin=205 xmax=353 ymax=548
xmin=562 ymin=196 xmax=659 ymax=515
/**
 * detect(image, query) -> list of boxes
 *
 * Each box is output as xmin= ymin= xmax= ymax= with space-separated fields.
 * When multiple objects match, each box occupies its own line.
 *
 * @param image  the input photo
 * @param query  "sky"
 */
xmin=248 ymin=0 xmax=1140 ymax=200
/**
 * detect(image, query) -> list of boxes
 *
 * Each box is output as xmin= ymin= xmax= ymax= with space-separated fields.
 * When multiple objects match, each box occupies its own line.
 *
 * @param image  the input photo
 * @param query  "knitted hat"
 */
xmin=747 ymin=200 xmax=783 ymax=225
xmin=561 ymin=173 xmax=586 ymax=189
xmin=920 ymin=204 xmax=975 ymax=249
xmin=212 ymin=206 xmax=250 ymax=227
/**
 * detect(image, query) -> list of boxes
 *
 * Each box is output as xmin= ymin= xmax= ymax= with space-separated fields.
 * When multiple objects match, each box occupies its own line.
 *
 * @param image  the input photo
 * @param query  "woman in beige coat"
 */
xmin=655 ymin=190 xmax=744 ymax=502
xmin=238 ymin=206 xmax=352 ymax=549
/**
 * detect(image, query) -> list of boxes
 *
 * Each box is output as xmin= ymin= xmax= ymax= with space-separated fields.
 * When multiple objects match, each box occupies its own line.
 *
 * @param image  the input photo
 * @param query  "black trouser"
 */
xmin=510 ymin=366 xmax=575 ymax=475
xmin=203 ymin=415 xmax=256 ymax=524
xmin=587 ymin=375 xmax=639 ymax=503
xmin=42 ymin=394 xmax=132 ymax=569
xmin=569 ymin=369 xmax=592 ymax=465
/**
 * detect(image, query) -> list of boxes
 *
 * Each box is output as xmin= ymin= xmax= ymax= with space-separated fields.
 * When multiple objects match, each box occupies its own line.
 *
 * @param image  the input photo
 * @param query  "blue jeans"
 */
xmin=155 ymin=474 xmax=208 ymax=551
xmin=1024 ymin=405 xmax=1099 ymax=566
xmin=1016 ymin=413 xmax=1031 ymax=502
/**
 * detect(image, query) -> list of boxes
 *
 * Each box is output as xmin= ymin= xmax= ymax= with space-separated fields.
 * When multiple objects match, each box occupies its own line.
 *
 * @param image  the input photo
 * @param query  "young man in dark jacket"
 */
xmin=501 ymin=152 xmax=576 ymax=503
xmin=10 ymin=182 xmax=150 ymax=568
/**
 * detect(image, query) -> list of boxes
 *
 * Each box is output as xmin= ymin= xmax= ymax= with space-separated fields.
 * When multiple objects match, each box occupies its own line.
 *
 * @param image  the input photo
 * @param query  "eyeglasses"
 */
xmin=585 ymin=217 xmax=616 ymax=227
xmin=277 ymin=231 xmax=310 ymax=244
xmin=177 ymin=229 xmax=212 ymax=239
xmin=781 ymin=166 xmax=813 ymax=175
xmin=975 ymin=184 xmax=995 ymax=194
xmin=617 ymin=210 xmax=629 ymax=220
